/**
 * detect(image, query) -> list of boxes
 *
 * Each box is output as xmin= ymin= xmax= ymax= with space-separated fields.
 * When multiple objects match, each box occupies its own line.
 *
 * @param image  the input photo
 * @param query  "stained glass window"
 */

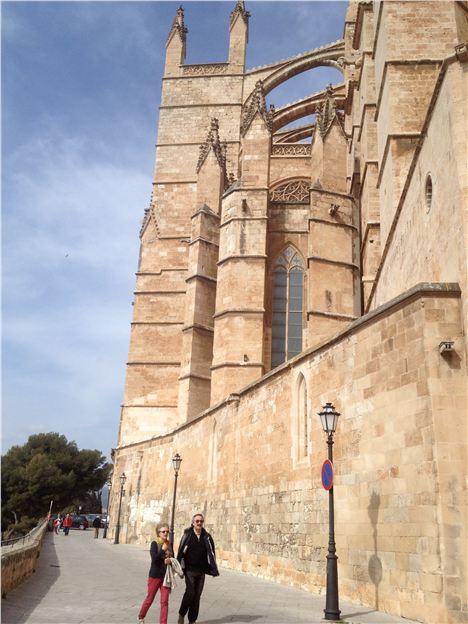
xmin=271 ymin=247 xmax=304 ymax=368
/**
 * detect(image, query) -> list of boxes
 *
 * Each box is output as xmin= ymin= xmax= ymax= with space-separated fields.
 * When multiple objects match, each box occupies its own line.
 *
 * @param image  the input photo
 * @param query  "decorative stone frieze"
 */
xmin=182 ymin=64 xmax=229 ymax=76
xmin=271 ymin=144 xmax=311 ymax=156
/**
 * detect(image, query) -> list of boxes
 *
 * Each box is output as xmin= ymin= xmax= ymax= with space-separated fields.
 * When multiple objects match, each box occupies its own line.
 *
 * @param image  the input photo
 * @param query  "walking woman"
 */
xmin=138 ymin=523 xmax=173 ymax=624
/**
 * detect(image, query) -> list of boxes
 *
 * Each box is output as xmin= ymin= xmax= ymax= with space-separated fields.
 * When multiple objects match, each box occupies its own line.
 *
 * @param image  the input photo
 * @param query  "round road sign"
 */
xmin=321 ymin=459 xmax=333 ymax=490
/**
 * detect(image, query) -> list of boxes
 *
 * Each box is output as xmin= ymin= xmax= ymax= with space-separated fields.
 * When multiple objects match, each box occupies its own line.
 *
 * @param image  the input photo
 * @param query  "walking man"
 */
xmin=177 ymin=513 xmax=219 ymax=624
xmin=92 ymin=515 xmax=101 ymax=539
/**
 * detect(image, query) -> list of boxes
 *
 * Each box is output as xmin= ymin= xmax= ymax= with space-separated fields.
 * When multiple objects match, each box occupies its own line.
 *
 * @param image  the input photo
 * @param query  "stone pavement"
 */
xmin=2 ymin=530 xmax=418 ymax=624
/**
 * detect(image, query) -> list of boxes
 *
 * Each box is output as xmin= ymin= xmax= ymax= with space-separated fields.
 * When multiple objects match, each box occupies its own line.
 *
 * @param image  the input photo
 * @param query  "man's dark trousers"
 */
xmin=179 ymin=570 xmax=205 ymax=623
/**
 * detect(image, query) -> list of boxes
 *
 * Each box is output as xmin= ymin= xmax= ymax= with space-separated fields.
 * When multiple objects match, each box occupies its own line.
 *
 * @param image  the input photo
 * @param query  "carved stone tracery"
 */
xmin=269 ymin=179 xmax=310 ymax=203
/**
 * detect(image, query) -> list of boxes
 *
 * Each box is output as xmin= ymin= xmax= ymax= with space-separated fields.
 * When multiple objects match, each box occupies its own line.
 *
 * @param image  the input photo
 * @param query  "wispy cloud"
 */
xmin=2 ymin=130 xmax=146 ymax=454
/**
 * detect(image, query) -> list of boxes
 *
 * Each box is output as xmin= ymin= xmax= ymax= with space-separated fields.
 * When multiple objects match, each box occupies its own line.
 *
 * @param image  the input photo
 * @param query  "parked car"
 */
xmin=71 ymin=514 xmax=89 ymax=530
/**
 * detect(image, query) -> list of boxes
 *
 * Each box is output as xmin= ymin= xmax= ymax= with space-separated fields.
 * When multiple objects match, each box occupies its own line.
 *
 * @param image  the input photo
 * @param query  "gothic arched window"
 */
xmin=271 ymin=246 xmax=304 ymax=368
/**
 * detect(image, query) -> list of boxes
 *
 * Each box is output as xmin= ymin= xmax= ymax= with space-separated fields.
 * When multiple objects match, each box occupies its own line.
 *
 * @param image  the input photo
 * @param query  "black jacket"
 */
xmin=148 ymin=540 xmax=172 ymax=579
xmin=177 ymin=527 xmax=219 ymax=577
xmin=92 ymin=517 xmax=101 ymax=528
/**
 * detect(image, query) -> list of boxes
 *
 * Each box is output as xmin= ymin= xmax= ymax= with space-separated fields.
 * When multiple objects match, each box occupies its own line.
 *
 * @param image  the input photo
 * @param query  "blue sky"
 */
xmin=2 ymin=1 xmax=346 ymax=460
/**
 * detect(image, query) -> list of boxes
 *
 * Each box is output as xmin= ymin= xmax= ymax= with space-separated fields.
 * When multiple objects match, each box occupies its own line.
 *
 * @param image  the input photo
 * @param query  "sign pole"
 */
xmin=324 ymin=433 xmax=340 ymax=620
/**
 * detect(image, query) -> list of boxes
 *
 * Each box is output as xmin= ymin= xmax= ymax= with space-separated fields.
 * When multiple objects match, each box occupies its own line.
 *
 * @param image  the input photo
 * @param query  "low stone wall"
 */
xmin=1 ymin=520 xmax=48 ymax=597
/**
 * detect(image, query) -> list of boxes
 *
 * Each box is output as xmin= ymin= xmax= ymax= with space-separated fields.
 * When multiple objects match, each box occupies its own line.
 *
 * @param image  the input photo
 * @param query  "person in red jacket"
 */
xmin=63 ymin=513 xmax=73 ymax=536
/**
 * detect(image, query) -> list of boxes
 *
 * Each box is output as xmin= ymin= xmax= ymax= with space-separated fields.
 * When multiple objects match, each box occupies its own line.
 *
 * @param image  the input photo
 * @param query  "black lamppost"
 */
xmin=114 ymin=472 xmax=127 ymax=545
xmin=169 ymin=453 xmax=182 ymax=549
xmin=102 ymin=476 xmax=112 ymax=539
xmin=318 ymin=402 xmax=341 ymax=621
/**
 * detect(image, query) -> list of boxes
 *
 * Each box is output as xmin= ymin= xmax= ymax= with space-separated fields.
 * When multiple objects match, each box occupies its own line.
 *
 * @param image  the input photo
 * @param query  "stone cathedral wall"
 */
xmin=113 ymin=3 xmax=468 ymax=623
xmin=111 ymin=284 xmax=466 ymax=624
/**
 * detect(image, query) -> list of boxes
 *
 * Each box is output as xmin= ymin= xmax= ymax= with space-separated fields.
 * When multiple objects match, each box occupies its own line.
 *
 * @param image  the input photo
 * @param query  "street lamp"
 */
xmin=169 ymin=453 xmax=182 ymax=549
xmin=113 ymin=472 xmax=127 ymax=545
xmin=318 ymin=402 xmax=341 ymax=621
xmin=102 ymin=476 xmax=112 ymax=539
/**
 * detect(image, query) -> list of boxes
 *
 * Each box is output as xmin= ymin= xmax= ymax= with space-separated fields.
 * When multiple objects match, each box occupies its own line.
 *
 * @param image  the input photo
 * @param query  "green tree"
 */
xmin=1 ymin=432 xmax=111 ymax=532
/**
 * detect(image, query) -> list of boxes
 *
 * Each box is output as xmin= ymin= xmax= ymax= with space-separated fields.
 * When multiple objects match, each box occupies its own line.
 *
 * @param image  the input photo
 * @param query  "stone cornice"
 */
xmin=134 ymin=290 xmax=185 ymax=295
xmin=221 ymin=216 xmax=268 ymax=227
xmin=159 ymin=103 xmax=242 ymax=110
xmin=308 ymin=217 xmax=358 ymax=232
xmin=213 ymin=308 xmax=264 ymax=320
xmin=178 ymin=372 xmax=212 ymax=382
xmin=307 ymin=256 xmax=360 ymax=272
xmin=217 ymin=254 xmax=267 ymax=267
xmin=131 ymin=321 xmax=184 ymax=326
xmin=182 ymin=323 xmax=214 ymax=334
xmin=127 ymin=361 xmax=181 ymax=366
xmin=162 ymin=72 xmax=244 ymax=81
xmin=307 ymin=309 xmax=357 ymax=321
xmin=211 ymin=361 xmax=263 ymax=371
xmin=185 ymin=273 xmax=217 ymax=284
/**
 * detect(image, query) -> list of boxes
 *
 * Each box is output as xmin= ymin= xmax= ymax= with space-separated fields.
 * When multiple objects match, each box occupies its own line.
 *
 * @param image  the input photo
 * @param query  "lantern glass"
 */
xmin=318 ymin=403 xmax=340 ymax=434
xmin=120 ymin=472 xmax=127 ymax=486
xmin=172 ymin=453 xmax=182 ymax=473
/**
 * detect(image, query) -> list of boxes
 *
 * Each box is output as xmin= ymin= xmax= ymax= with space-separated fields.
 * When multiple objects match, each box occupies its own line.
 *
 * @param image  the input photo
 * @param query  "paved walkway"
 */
xmin=2 ymin=530 xmax=417 ymax=624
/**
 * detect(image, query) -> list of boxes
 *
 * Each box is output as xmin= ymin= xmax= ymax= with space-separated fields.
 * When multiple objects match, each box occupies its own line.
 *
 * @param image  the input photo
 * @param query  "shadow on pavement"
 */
xmin=1 ymin=533 xmax=60 ymax=624
xmin=341 ymin=609 xmax=378 ymax=619
xmin=201 ymin=616 xmax=261 ymax=624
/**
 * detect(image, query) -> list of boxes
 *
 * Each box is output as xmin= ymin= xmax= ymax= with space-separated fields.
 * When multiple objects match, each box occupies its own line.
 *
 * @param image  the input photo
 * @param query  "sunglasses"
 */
xmin=194 ymin=520 xmax=204 ymax=524
xmin=159 ymin=529 xmax=169 ymax=533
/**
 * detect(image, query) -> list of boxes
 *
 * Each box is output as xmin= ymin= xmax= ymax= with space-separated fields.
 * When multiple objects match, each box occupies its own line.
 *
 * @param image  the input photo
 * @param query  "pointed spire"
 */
xmin=241 ymin=80 xmax=273 ymax=136
xmin=316 ymin=84 xmax=338 ymax=138
xmin=196 ymin=119 xmax=229 ymax=189
xmin=230 ymin=1 xmax=250 ymax=28
xmin=166 ymin=5 xmax=188 ymax=47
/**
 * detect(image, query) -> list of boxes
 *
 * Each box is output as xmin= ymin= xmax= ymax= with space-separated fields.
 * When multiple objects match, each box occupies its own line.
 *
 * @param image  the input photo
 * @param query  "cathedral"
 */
xmin=110 ymin=2 xmax=467 ymax=622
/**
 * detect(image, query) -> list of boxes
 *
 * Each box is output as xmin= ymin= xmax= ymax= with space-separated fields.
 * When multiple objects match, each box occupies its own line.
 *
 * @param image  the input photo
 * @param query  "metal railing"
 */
xmin=1 ymin=520 xmax=47 ymax=549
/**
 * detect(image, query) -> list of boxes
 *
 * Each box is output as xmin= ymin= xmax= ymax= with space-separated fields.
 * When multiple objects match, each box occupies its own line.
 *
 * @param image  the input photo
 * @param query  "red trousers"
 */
xmin=138 ymin=577 xmax=170 ymax=624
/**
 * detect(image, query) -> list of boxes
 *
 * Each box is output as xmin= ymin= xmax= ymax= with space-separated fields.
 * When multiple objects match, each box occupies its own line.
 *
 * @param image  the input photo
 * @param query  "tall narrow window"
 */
xmin=297 ymin=374 xmax=308 ymax=459
xmin=271 ymin=246 xmax=304 ymax=368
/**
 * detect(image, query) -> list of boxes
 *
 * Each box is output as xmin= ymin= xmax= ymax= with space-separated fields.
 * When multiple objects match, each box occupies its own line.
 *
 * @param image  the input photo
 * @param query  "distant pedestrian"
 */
xmin=63 ymin=513 xmax=72 ymax=536
xmin=138 ymin=523 xmax=173 ymax=624
xmin=53 ymin=518 xmax=60 ymax=534
xmin=92 ymin=516 xmax=101 ymax=539
xmin=177 ymin=513 xmax=219 ymax=624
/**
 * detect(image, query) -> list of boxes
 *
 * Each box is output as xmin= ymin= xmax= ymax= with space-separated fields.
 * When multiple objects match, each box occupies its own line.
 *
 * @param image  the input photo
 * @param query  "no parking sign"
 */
xmin=321 ymin=459 xmax=333 ymax=490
